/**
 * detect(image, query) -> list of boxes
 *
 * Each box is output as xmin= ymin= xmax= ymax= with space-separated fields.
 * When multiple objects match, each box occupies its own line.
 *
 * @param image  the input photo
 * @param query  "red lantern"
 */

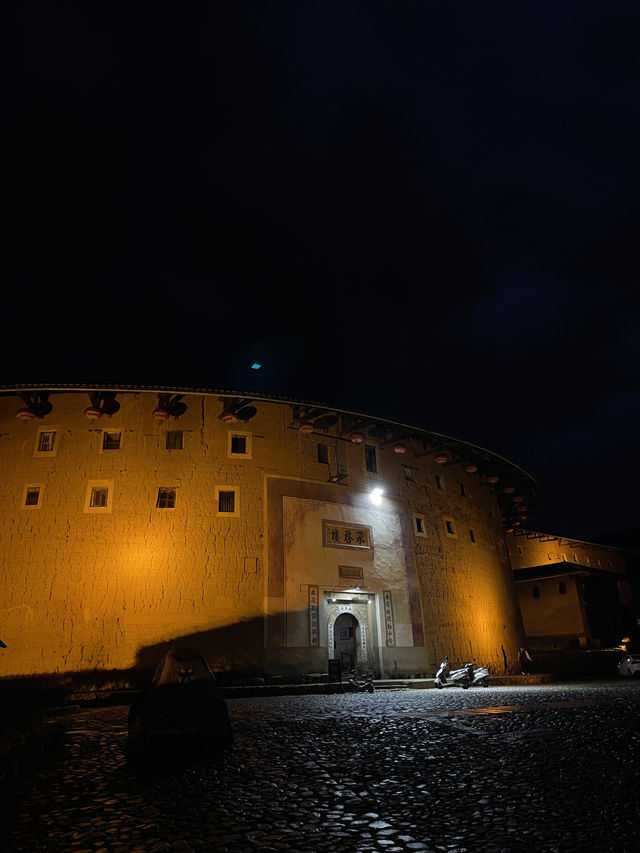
xmin=16 ymin=407 xmax=36 ymax=421
xmin=513 ymin=495 xmax=524 ymax=503
xmin=517 ymin=504 xmax=528 ymax=513
xmin=350 ymin=432 xmax=364 ymax=444
xmin=434 ymin=454 xmax=448 ymax=464
xmin=464 ymin=464 xmax=478 ymax=474
xmin=220 ymin=411 xmax=238 ymax=424
xmin=502 ymin=486 xmax=515 ymax=494
xmin=84 ymin=406 xmax=102 ymax=420
xmin=393 ymin=442 xmax=407 ymax=454
xmin=153 ymin=407 xmax=170 ymax=421
xmin=298 ymin=421 xmax=314 ymax=434
xmin=486 ymin=475 xmax=499 ymax=484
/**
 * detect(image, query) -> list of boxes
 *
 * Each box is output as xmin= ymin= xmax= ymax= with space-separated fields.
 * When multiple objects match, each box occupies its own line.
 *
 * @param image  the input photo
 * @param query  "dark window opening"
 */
xmin=532 ymin=586 xmax=540 ymax=599
xmin=317 ymin=444 xmax=329 ymax=464
xmin=445 ymin=519 xmax=455 ymax=535
xmin=102 ymin=432 xmax=121 ymax=450
xmin=218 ymin=490 xmax=236 ymax=513
xmin=90 ymin=488 xmax=108 ymax=508
xmin=166 ymin=430 xmax=183 ymax=450
xmin=157 ymin=487 xmax=176 ymax=508
xmin=460 ymin=483 xmax=466 ymax=497
xmin=37 ymin=431 xmax=56 ymax=452
xmin=365 ymin=445 xmax=377 ymax=473
xmin=416 ymin=517 xmax=424 ymax=534
xmin=435 ymin=475 xmax=443 ymax=490
xmin=231 ymin=434 xmax=247 ymax=454
xmin=469 ymin=528 xmax=476 ymax=543
xmin=25 ymin=487 xmax=40 ymax=506
xmin=558 ymin=581 xmax=567 ymax=595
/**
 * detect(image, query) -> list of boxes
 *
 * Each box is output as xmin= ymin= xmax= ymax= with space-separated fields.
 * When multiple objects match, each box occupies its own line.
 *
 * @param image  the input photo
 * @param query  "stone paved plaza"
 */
xmin=1 ymin=682 xmax=639 ymax=852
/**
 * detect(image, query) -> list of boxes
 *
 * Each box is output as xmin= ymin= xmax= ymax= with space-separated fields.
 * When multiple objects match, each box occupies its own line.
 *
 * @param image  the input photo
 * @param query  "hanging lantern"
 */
xmin=84 ymin=406 xmax=102 ymax=420
xmin=153 ymin=407 xmax=170 ymax=421
xmin=220 ymin=411 xmax=238 ymax=424
xmin=298 ymin=421 xmax=314 ymax=434
xmin=434 ymin=454 xmax=449 ymax=464
xmin=513 ymin=495 xmax=524 ymax=503
xmin=393 ymin=442 xmax=407 ymax=454
xmin=464 ymin=463 xmax=478 ymax=474
xmin=350 ymin=432 xmax=364 ymax=444
xmin=16 ymin=407 xmax=36 ymax=422
xmin=502 ymin=486 xmax=515 ymax=494
xmin=505 ymin=526 xmax=514 ymax=534
xmin=517 ymin=504 xmax=528 ymax=513
xmin=512 ymin=520 xmax=521 ymax=527
xmin=486 ymin=475 xmax=499 ymax=484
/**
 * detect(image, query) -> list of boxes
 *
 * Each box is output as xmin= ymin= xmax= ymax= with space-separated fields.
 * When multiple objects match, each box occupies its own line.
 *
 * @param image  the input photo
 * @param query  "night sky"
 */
xmin=3 ymin=2 xmax=639 ymax=542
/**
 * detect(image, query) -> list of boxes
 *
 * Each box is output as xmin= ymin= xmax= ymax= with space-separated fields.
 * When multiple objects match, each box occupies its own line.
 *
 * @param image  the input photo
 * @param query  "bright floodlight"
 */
xmin=370 ymin=487 xmax=383 ymax=505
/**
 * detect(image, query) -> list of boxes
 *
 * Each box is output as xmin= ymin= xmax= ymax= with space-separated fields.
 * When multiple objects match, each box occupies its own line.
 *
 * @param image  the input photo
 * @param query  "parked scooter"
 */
xmin=347 ymin=668 xmax=375 ymax=693
xmin=434 ymin=657 xmax=489 ymax=689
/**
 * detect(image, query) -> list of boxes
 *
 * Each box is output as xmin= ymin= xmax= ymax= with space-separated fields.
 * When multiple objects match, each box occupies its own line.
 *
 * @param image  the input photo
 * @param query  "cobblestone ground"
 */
xmin=1 ymin=682 xmax=639 ymax=853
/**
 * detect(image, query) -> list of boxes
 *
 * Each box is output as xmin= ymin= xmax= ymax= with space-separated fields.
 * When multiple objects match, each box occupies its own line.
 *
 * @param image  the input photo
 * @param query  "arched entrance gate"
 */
xmin=326 ymin=594 xmax=378 ymax=676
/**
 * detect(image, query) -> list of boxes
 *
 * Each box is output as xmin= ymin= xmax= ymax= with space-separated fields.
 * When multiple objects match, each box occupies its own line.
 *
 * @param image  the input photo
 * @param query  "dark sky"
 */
xmin=3 ymin=2 xmax=639 ymax=541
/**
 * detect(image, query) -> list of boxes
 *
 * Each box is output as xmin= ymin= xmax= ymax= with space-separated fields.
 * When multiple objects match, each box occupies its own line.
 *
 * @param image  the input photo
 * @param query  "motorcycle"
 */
xmin=347 ymin=668 xmax=375 ymax=693
xmin=434 ymin=656 xmax=489 ymax=689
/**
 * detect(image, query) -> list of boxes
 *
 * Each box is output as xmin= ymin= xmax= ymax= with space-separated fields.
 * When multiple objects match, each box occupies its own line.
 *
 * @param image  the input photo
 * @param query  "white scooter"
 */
xmin=434 ymin=657 xmax=489 ymax=689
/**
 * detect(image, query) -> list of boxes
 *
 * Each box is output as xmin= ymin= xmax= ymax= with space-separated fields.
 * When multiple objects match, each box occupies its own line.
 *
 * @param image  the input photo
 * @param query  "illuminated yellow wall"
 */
xmin=516 ymin=575 xmax=586 ymax=639
xmin=0 ymin=389 xmax=528 ymax=679
xmin=507 ymin=534 xmax=627 ymax=576
xmin=507 ymin=532 xmax=629 ymax=645
xmin=0 ymin=393 xmax=275 ymax=675
xmin=401 ymin=456 xmax=526 ymax=673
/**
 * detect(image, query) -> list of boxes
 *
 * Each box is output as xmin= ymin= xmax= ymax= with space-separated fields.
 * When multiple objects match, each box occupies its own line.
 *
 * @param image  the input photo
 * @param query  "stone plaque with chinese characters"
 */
xmin=322 ymin=521 xmax=373 ymax=551
xmin=383 ymin=590 xmax=395 ymax=647
xmin=309 ymin=585 xmax=319 ymax=647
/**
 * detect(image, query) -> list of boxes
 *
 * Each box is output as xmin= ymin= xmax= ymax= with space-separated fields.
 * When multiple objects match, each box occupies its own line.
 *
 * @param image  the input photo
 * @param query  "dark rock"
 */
xmin=127 ymin=647 xmax=234 ymax=766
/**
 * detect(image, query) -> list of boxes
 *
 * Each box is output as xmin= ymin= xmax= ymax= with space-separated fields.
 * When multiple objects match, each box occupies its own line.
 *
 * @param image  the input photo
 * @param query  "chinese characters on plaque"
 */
xmin=322 ymin=521 xmax=373 ymax=551
xmin=309 ymin=585 xmax=319 ymax=646
xmin=383 ymin=590 xmax=395 ymax=646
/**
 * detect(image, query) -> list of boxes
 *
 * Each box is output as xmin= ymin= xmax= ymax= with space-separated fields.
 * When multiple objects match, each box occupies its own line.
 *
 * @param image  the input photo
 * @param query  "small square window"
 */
xmin=166 ymin=430 xmax=183 ymax=450
xmin=90 ymin=487 xmax=109 ymax=508
xmin=227 ymin=431 xmax=252 ymax=459
xmin=231 ymin=434 xmax=247 ymax=455
xmin=317 ymin=444 xmax=329 ymax=464
xmin=156 ymin=487 xmax=176 ymax=508
xmin=84 ymin=480 xmax=113 ymax=513
xmin=102 ymin=431 xmax=121 ymax=451
xmin=218 ymin=489 xmax=236 ymax=514
xmin=24 ymin=486 xmax=42 ymax=507
xmin=37 ymin=431 xmax=56 ymax=453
